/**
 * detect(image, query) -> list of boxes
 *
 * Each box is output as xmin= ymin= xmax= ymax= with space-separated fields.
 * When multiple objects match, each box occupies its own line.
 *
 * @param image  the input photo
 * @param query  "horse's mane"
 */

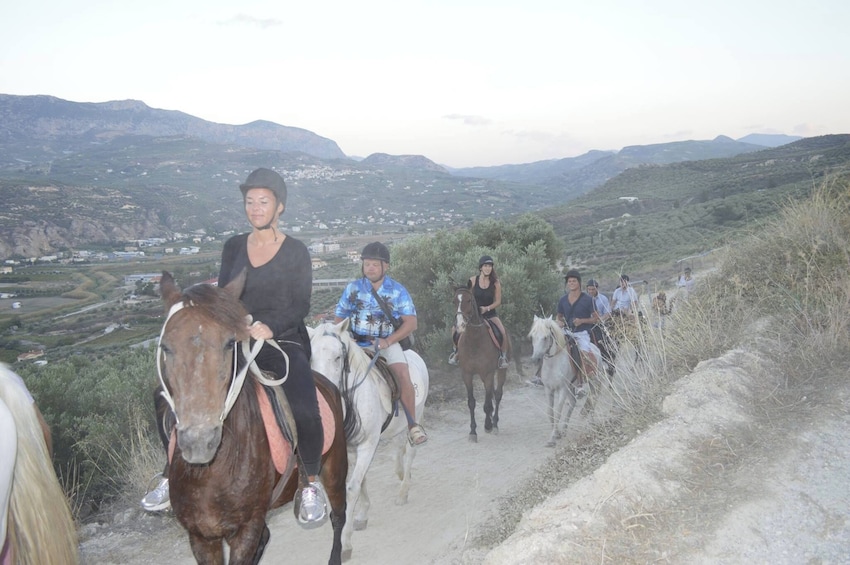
xmin=315 ymin=322 xmax=375 ymax=379
xmin=529 ymin=316 xmax=567 ymax=349
xmin=0 ymin=364 xmax=78 ymax=565
xmin=181 ymin=283 xmax=249 ymax=337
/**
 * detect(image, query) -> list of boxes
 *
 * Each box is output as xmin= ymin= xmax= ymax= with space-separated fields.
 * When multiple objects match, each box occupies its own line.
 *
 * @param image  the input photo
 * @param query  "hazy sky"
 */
xmin=2 ymin=0 xmax=848 ymax=167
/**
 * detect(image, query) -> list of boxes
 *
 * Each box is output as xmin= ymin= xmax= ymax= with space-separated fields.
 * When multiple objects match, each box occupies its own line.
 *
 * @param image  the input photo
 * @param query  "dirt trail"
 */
xmin=80 ymin=364 xmax=590 ymax=564
xmin=80 ymin=349 xmax=850 ymax=564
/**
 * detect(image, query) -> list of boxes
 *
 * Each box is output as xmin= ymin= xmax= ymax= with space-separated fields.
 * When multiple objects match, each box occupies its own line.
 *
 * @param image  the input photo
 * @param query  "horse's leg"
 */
xmin=224 ymin=518 xmax=269 ymax=565
xmin=482 ymin=374 xmax=495 ymax=433
xmin=464 ymin=373 xmax=478 ymax=442
xmin=545 ymin=386 xmax=558 ymax=447
xmin=561 ymin=385 xmax=578 ymax=431
xmin=250 ymin=525 xmax=270 ymax=565
xmin=491 ymin=368 xmax=506 ymax=433
xmin=188 ymin=533 xmax=225 ymax=565
xmin=395 ymin=436 xmax=416 ymax=505
xmin=355 ymin=473 xmax=371 ymax=530
xmin=344 ymin=437 xmax=378 ymax=559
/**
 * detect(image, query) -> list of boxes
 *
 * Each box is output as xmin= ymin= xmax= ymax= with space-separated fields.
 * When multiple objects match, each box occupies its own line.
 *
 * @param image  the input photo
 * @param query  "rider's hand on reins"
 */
xmin=249 ymin=321 xmax=273 ymax=341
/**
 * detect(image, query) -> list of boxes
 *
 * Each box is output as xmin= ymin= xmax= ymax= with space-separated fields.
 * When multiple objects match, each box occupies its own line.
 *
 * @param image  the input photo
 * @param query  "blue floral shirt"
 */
xmin=335 ymin=276 xmax=417 ymax=345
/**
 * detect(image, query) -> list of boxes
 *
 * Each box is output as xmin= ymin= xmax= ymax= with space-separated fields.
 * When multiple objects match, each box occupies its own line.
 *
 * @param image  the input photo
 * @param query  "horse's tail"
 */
xmin=0 ymin=366 xmax=79 ymax=565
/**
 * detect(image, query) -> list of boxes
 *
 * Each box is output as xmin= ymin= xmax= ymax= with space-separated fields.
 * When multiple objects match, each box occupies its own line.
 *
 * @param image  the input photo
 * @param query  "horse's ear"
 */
xmin=336 ymin=317 xmax=350 ymax=333
xmin=223 ymin=269 xmax=247 ymax=299
xmin=160 ymin=271 xmax=182 ymax=309
xmin=306 ymin=325 xmax=315 ymax=339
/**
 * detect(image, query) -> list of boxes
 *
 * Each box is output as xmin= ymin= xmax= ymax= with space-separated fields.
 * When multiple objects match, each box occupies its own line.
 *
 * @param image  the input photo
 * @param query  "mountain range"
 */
xmin=0 ymin=93 xmax=810 ymax=258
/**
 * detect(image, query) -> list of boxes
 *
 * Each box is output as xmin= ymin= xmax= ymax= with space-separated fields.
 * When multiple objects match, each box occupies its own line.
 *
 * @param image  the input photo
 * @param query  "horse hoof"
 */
xmin=354 ymin=519 xmax=368 ymax=531
xmin=342 ymin=549 xmax=353 ymax=562
xmin=468 ymin=434 xmax=478 ymax=443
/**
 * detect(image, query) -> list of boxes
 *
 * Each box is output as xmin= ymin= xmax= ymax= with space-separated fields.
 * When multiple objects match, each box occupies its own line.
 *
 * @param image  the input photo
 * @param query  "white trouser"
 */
xmin=567 ymin=329 xmax=592 ymax=353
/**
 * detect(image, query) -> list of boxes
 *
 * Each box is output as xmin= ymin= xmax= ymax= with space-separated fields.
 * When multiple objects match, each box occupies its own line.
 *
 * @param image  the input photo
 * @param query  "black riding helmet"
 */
xmin=479 ymin=255 xmax=494 ymax=268
xmin=564 ymin=269 xmax=582 ymax=285
xmin=361 ymin=241 xmax=390 ymax=263
xmin=240 ymin=168 xmax=287 ymax=205
xmin=586 ymin=278 xmax=599 ymax=288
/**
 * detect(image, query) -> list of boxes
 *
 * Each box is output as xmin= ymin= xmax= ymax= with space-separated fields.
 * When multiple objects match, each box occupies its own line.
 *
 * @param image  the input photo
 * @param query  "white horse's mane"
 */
xmin=313 ymin=321 xmax=377 ymax=378
xmin=529 ymin=315 xmax=567 ymax=349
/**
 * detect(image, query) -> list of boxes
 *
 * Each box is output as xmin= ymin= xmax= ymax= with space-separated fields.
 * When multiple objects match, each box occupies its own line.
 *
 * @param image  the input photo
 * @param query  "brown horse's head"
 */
xmin=159 ymin=270 xmax=250 ymax=464
xmin=452 ymin=286 xmax=480 ymax=332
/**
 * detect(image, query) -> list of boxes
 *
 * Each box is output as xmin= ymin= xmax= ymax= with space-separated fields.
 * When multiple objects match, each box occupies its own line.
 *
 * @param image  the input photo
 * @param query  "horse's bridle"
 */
xmin=455 ymin=289 xmax=485 ymax=332
xmin=542 ymin=326 xmax=568 ymax=359
xmin=321 ymin=328 xmax=378 ymax=396
xmin=156 ymin=299 xmax=288 ymax=425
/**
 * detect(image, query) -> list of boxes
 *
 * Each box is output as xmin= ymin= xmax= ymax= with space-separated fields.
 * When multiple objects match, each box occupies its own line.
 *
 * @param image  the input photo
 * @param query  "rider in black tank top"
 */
xmin=473 ymin=275 xmax=497 ymax=319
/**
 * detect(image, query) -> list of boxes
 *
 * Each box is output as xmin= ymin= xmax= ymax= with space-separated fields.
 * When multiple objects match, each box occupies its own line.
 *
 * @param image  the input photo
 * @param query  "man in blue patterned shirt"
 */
xmin=334 ymin=242 xmax=428 ymax=445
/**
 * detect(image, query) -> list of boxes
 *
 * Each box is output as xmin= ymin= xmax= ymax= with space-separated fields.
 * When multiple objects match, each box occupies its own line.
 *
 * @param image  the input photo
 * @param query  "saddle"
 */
xmin=486 ymin=319 xmax=504 ymax=349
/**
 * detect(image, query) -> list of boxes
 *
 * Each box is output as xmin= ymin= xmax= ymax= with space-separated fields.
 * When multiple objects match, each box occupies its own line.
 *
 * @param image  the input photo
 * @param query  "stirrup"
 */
xmin=408 ymin=424 xmax=428 ymax=446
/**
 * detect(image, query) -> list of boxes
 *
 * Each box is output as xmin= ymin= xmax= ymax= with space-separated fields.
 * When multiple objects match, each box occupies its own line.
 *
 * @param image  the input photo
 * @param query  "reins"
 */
xmin=324 ymin=329 xmax=378 ymax=396
xmin=156 ymin=299 xmax=289 ymax=426
xmin=457 ymin=289 xmax=486 ymax=328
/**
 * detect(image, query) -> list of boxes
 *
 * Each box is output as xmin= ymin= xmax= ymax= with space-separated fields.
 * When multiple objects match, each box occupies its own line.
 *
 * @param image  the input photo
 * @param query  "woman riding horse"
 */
xmin=449 ymin=255 xmax=509 ymax=369
xmin=143 ymin=168 xmax=329 ymax=527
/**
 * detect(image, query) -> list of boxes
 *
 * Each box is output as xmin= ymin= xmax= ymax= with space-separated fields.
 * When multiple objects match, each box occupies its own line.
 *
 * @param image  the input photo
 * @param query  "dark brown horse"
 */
xmin=157 ymin=272 xmax=349 ymax=565
xmin=452 ymin=286 xmax=511 ymax=442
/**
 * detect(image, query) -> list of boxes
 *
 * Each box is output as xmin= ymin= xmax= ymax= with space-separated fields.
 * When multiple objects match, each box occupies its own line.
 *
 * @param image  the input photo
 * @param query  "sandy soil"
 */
xmin=79 ymin=349 xmax=850 ymax=564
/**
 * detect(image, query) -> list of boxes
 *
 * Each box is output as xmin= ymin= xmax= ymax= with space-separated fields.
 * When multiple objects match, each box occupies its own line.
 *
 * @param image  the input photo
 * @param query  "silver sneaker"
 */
xmin=140 ymin=473 xmax=170 ymax=512
xmin=448 ymin=350 xmax=458 ymax=365
xmin=296 ymin=481 xmax=328 ymax=529
xmin=498 ymin=355 xmax=509 ymax=369
xmin=575 ymin=384 xmax=587 ymax=399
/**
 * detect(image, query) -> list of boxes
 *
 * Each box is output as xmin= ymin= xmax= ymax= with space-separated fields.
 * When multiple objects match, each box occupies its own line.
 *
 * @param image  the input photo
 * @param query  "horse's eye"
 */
xmin=225 ymin=338 xmax=236 ymax=351
xmin=160 ymin=344 xmax=172 ymax=356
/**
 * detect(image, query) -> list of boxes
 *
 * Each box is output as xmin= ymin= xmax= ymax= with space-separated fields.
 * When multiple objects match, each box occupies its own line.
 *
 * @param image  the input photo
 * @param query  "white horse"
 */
xmin=308 ymin=319 xmax=429 ymax=562
xmin=0 ymin=363 xmax=78 ymax=565
xmin=528 ymin=315 xmax=600 ymax=448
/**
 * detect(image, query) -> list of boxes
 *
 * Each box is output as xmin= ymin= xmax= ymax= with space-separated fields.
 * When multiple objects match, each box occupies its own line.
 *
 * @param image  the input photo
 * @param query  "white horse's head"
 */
xmin=309 ymin=319 xmax=374 ymax=387
xmin=527 ymin=315 xmax=565 ymax=363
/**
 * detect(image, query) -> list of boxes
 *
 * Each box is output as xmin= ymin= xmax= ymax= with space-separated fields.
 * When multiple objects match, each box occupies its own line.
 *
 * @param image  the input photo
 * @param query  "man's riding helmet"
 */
xmin=240 ymin=168 xmax=287 ymax=205
xmin=479 ymin=255 xmax=494 ymax=268
xmin=564 ymin=269 xmax=582 ymax=285
xmin=361 ymin=241 xmax=390 ymax=264
xmin=586 ymin=278 xmax=599 ymax=288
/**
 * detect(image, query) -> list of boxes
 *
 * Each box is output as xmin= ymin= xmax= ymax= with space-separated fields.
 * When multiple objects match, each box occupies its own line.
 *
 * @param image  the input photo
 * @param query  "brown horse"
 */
xmin=452 ymin=286 xmax=511 ymax=442
xmin=157 ymin=272 xmax=349 ymax=565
